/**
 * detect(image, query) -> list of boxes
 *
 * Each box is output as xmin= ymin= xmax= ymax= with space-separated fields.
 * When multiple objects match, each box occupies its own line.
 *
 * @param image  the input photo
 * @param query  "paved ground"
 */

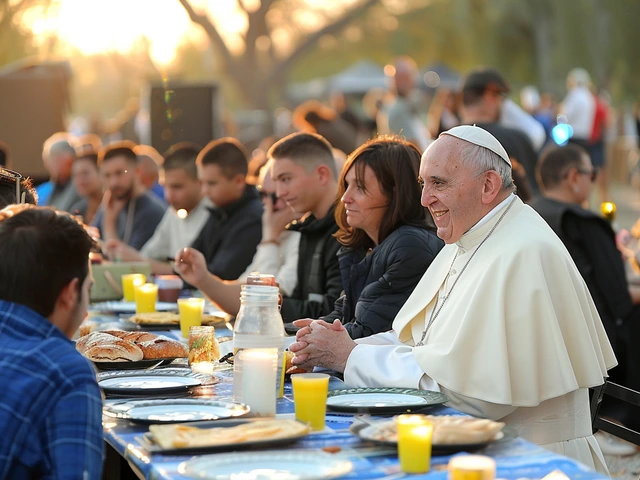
xmin=605 ymin=451 xmax=640 ymax=479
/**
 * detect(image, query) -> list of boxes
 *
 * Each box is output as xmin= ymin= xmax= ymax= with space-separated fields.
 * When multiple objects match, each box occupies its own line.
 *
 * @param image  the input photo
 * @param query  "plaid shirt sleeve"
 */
xmin=46 ymin=377 xmax=104 ymax=479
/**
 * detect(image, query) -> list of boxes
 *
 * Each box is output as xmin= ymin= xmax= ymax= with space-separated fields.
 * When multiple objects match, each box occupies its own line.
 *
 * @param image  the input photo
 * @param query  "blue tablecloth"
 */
xmin=103 ymin=370 xmax=608 ymax=480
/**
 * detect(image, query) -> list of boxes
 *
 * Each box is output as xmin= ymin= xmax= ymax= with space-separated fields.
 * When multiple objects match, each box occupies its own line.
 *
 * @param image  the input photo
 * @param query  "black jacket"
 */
xmin=191 ymin=185 xmax=263 ymax=280
xmin=323 ymin=225 xmax=444 ymax=339
xmin=532 ymin=197 xmax=632 ymax=347
xmin=280 ymin=206 xmax=342 ymax=321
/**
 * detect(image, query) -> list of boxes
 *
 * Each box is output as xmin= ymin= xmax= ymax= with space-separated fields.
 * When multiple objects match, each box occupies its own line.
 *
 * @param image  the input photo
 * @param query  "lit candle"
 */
xmin=122 ymin=274 xmax=146 ymax=302
xmin=448 ymin=455 xmax=496 ymax=480
xmin=178 ymin=298 xmax=205 ymax=338
xmin=601 ymin=202 xmax=616 ymax=222
xmin=397 ymin=415 xmax=433 ymax=474
xmin=241 ymin=348 xmax=278 ymax=417
xmin=134 ymin=283 xmax=158 ymax=313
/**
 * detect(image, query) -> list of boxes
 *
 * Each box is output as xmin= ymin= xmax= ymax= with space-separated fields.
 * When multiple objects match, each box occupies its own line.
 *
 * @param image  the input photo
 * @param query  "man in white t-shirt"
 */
xmin=106 ymin=143 xmax=210 ymax=274
xmin=561 ymin=68 xmax=596 ymax=145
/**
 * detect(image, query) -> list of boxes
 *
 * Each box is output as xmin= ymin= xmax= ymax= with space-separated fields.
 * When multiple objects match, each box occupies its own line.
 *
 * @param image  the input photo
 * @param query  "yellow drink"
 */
xmin=134 ymin=283 xmax=158 ymax=314
xmin=178 ymin=298 xmax=205 ymax=338
xmin=122 ymin=274 xmax=146 ymax=302
xmin=397 ymin=415 xmax=433 ymax=474
xmin=291 ymin=373 xmax=329 ymax=431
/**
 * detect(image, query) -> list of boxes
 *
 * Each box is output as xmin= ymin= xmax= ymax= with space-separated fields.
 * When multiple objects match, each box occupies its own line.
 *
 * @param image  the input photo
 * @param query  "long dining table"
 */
xmin=89 ymin=310 xmax=609 ymax=480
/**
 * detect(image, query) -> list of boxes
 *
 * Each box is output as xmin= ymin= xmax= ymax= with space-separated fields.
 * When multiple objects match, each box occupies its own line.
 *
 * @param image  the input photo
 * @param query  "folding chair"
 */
xmin=590 ymin=379 xmax=640 ymax=446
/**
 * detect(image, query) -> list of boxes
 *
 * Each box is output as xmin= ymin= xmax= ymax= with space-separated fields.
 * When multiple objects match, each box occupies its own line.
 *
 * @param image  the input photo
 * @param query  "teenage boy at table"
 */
xmin=0 ymin=205 xmax=103 ymax=479
xmin=104 ymin=143 xmax=211 ymax=274
xmin=269 ymin=132 xmax=342 ymax=320
xmin=175 ymin=158 xmax=300 ymax=315
xmin=92 ymin=141 xmax=167 ymax=250
xmin=189 ymin=137 xmax=263 ymax=280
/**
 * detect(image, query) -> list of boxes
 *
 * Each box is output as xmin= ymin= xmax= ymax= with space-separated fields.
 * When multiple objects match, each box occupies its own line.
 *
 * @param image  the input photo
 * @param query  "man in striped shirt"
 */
xmin=0 ymin=205 xmax=103 ymax=479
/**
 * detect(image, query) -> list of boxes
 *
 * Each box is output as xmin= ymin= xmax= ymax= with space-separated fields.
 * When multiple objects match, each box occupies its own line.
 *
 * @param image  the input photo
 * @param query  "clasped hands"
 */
xmin=289 ymin=318 xmax=357 ymax=373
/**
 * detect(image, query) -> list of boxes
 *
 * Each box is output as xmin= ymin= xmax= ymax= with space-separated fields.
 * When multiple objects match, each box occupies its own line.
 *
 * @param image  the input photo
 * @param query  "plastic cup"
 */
xmin=291 ymin=373 xmax=330 ymax=431
xmin=134 ymin=283 xmax=158 ymax=314
xmin=447 ymin=455 xmax=496 ymax=480
xmin=397 ymin=414 xmax=433 ymax=474
xmin=178 ymin=298 xmax=205 ymax=338
xmin=122 ymin=273 xmax=146 ymax=302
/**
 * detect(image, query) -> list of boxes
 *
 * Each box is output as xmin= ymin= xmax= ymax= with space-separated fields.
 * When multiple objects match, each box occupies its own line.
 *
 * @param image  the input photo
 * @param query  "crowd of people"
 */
xmin=1 ymin=59 xmax=639 ymax=478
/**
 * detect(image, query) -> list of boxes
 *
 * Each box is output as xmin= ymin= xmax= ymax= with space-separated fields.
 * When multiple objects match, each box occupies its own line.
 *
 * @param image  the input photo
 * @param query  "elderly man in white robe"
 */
xmin=290 ymin=125 xmax=616 ymax=474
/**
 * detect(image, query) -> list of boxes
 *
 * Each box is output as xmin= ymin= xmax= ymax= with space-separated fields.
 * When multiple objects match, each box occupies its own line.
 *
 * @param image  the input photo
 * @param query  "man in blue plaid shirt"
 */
xmin=0 ymin=205 xmax=103 ymax=479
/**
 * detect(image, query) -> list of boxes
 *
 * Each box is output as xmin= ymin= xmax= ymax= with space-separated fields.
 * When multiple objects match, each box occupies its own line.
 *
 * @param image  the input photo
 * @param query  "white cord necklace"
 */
xmin=415 ymin=197 xmax=517 ymax=347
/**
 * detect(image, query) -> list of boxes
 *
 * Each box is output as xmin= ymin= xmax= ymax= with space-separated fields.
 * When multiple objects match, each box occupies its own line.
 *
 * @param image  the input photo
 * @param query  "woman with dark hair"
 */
xmin=318 ymin=135 xmax=443 ymax=339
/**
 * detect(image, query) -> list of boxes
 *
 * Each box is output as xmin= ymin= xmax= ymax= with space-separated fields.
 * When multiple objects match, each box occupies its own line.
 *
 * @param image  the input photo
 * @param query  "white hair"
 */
xmin=458 ymin=142 xmax=515 ymax=192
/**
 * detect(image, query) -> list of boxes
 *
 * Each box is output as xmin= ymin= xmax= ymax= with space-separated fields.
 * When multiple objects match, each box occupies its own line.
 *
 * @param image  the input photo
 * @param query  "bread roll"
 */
xmin=138 ymin=335 xmax=188 ymax=359
xmin=84 ymin=341 xmax=144 ymax=362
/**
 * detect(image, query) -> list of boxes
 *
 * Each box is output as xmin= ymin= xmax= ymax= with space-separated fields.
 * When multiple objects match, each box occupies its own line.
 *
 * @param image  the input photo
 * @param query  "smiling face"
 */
xmin=419 ymin=137 xmax=488 ymax=244
xmin=341 ymin=163 xmax=388 ymax=244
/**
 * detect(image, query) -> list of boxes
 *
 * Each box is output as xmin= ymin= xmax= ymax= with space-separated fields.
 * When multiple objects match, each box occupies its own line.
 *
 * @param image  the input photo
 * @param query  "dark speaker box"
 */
xmin=149 ymin=83 xmax=219 ymax=155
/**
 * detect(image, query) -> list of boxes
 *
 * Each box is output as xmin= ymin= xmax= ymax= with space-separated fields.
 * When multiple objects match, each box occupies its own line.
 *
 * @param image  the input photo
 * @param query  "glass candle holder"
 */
xmin=122 ymin=273 xmax=146 ymax=302
xmin=448 ymin=455 xmax=496 ymax=480
xmin=178 ymin=298 xmax=205 ymax=338
xmin=134 ymin=283 xmax=158 ymax=313
xmin=397 ymin=414 xmax=433 ymax=474
xmin=188 ymin=325 xmax=218 ymax=374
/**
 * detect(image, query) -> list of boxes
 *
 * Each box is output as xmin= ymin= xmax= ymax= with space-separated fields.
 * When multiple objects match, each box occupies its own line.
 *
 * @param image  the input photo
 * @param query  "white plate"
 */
xmin=327 ymin=393 xmax=428 ymax=408
xmin=178 ymin=452 xmax=353 ymax=480
xmin=104 ymin=399 xmax=250 ymax=424
xmin=99 ymin=375 xmax=201 ymax=390
xmin=90 ymin=301 xmax=177 ymax=314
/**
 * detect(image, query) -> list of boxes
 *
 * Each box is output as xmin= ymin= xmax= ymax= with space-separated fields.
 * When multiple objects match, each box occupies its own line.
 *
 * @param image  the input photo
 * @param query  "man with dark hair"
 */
xmin=38 ymin=132 xmax=82 ymax=212
xmin=93 ymin=141 xmax=166 ymax=252
xmin=460 ymin=67 xmax=540 ymax=197
xmin=189 ymin=137 xmax=263 ymax=280
xmin=0 ymin=205 xmax=103 ymax=478
xmin=268 ymin=132 xmax=343 ymax=320
xmin=0 ymin=167 xmax=37 ymax=208
xmin=106 ymin=143 xmax=210 ymax=274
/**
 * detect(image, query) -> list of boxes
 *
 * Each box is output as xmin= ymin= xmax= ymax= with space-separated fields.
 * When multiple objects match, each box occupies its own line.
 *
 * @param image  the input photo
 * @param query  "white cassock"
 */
xmin=344 ymin=194 xmax=616 ymax=474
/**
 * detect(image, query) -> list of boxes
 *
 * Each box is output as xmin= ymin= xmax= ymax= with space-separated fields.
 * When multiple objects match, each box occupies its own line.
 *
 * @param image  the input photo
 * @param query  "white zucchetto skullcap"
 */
xmin=440 ymin=125 xmax=512 ymax=168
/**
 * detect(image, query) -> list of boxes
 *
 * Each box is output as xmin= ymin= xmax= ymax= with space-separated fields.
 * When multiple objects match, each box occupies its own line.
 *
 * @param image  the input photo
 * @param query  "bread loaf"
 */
xmin=84 ymin=341 xmax=144 ymax=362
xmin=138 ymin=335 xmax=188 ymax=359
xmin=76 ymin=332 xmax=120 ymax=354
xmin=102 ymin=330 xmax=158 ymax=343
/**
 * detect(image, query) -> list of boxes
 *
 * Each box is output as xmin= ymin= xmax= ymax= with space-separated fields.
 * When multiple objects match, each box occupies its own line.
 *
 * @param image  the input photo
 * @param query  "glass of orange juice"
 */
xmin=178 ymin=298 xmax=205 ymax=338
xmin=291 ymin=373 xmax=330 ymax=430
xmin=122 ymin=273 xmax=146 ymax=302
xmin=134 ymin=283 xmax=158 ymax=314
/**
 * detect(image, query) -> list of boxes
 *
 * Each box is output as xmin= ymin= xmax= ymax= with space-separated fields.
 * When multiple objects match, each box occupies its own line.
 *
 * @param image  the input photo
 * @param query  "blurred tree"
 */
xmin=0 ymin=0 xmax=49 ymax=66
xmin=177 ymin=0 xmax=380 ymax=112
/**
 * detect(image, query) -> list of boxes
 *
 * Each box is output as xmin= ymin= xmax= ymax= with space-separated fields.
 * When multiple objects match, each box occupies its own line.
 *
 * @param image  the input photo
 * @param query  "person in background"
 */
xmin=39 ymin=132 xmax=82 ymax=212
xmin=70 ymin=151 xmax=103 ymax=225
xmin=292 ymin=100 xmax=358 ymax=156
xmin=318 ymin=136 xmax=444 ymax=339
xmin=290 ymin=126 xmax=614 ymax=474
xmin=189 ymin=138 xmax=263 ymax=280
xmin=175 ymin=159 xmax=301 ymax=315
xmin=532 ymin=144 xmax=640 ymax=455
xmin=93 ymin=141 xmax=166 ymax=251
xmin=377 ymin=56 xmax=431 ymax=151
xmin=134 ymin=144 xmax=165 ymax=203
xmin=561 ymin=68 xmax=596 ymax=151
xmin=459 ymin=67 xmax=539 ymax=198
xmin=0 ymin=205 xmax=103 ymax=478
xmin=106 ymin=143 xmax=210 ymax=275
xmin=0 ymin=167 xmax=37 ymax=208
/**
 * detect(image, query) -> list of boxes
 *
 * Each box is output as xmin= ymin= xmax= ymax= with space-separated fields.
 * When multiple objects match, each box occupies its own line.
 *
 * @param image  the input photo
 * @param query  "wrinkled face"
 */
xmin=271 ymin=158 xmax=319 ymax=215
xmin=341 ymin=164 xmax=388 ymax=242
xmin=101 ymin=156 xmax=136 ymax=200
xmin=164 ymin=168 xmax=201 ymax=212
xmin=419 ymin=137 xmax=486 ymax=244
xmin=198 ymin=164 xmax=240 ymax=208
xmin=72 ymin=158 xmax=102 ymax=197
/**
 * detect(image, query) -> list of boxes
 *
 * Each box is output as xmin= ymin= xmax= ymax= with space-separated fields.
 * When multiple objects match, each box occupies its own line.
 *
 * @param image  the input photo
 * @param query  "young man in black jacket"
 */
xmin=190 ymin=138 xmax=263 ymax=280
xmin=267 ymin=132 xmax=343 ymax=321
